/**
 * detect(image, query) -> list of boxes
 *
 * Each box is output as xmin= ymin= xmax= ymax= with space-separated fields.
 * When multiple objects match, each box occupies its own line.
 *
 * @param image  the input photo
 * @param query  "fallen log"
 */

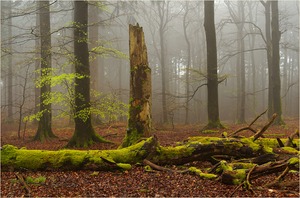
xmin=1 ymin=136 xmax=157 ymax=171
xmin=1 ymin=136 xmax=299 ymax=186
xmin=2 ymin=136 xmax=298 ymax=171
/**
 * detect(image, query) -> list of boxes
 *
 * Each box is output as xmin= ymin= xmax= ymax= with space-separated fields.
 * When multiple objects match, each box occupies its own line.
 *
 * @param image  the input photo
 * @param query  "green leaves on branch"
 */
xmin=28 ymin=71 xmax=128 ymax=123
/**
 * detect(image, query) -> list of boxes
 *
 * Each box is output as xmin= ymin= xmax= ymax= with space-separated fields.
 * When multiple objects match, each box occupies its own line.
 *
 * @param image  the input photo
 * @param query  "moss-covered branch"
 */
xmin=2 ymin=136 xmax=299 ymax=186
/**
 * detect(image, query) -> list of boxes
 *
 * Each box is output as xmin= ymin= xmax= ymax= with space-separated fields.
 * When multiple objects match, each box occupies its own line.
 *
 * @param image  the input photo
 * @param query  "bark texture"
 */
xmin=203 ymin=0 xmax=223 ymax=129
xmin=121 ymin=24 xmax=152 ymax=148
xmin=67 ymin=1 xmax=106 ymax=147
xmin=34 ymin=0 xmax=56 ymax=141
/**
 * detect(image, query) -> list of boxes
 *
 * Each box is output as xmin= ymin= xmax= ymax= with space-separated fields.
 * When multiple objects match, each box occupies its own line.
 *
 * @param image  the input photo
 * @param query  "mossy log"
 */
xmin=1 ymin=136 xmax=299 ymax=185
xmin=1 ymin=137 xmax=157 ymax=171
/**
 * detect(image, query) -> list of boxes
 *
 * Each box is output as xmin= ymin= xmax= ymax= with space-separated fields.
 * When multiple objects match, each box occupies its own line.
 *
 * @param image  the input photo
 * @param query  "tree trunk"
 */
xmin=264 ymin=1 xmax=274 ymax=119
xmin=67 ymin=1 xmax=107 ymax=147
xmin=1 ymin=1 xmax=13 ymax=123
xmin=271 ymin=0 xmax=284 ymax=125
xmin=203 ymin=0 xmax=223 ymax=130
xmin=34 ymin=0 xmax=56 ymax=141
xmin=34 ymin=3 xmax=40 ymax=124
xmin=156 ymin=1 xmax=169 ymax=124
xmin=183 ymin=2 xmax=191 ymax=125
xmin=120 ymin=24 xmax=152 ymax=148
xmin=89 ymin=3 xmax=100 ymax=92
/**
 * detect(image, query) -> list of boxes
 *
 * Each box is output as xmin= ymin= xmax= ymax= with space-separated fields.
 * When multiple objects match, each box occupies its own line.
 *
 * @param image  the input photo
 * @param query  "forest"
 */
xmin=1 ymin=0 xmax=299 ymax=197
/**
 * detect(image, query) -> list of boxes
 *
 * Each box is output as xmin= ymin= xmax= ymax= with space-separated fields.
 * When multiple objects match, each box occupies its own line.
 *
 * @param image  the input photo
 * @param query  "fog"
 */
xmin=1 ymin=0 xmax=299 ymax=130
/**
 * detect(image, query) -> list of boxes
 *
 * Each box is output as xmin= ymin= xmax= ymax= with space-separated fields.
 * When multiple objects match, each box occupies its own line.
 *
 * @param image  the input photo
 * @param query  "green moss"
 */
xmin=229 ymin=162 xmax=255 ymax=170
xmin=1 ymin=137 xmax=154 ymax=171
xmin=224 ymin=169 xmax=247 ymax=185
xmin=144 ymin=165 xmax=153 ymax=172
xmin=156 ymin=145 xmax=194 ymax=161
xmin=25 ymin=176 xmax=46 ymax=184
xmin=189 ymin=167 xmax=217 ymax=179
xmin=216 ymin=160 xmax=233 ymax=173
xmin=240 ymin=138 xmax=260 ymax=152
xmin=281 ymin=147 xmax=299 ymax=154
xmin=116 ymin=163 xmax=131 ymax=170
xmin=288 ymin=157 xmax=299 ymax=166
xmin=202 ymin=130 xmax=219 ymax=134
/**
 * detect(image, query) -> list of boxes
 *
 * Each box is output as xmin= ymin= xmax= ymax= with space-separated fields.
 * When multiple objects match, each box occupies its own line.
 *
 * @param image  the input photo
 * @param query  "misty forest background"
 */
xmin=1 ymin=0 xmax=299 ymax=133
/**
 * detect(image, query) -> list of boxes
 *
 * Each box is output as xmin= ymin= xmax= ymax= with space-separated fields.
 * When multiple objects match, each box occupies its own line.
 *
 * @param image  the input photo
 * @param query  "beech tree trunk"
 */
xmin=67 ymin=1 xmax=107 ymax=147
xmin=120 ymin=24 xmax=152 ymax=148
xmin=34 ymin=0 xmax=56 ymax=141
xmin=271 ymin=0 xmax=284 ymax=125
xmin=203 ymin=0 xmax=223 ymax=129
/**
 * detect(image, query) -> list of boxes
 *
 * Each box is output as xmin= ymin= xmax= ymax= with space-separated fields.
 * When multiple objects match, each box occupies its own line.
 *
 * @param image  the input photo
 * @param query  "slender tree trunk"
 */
xmin=1 ymin=1 xmax=13 ymax=122
xmin=120 ymin=24 xmax=152 ymax=148
xmin=248 ymin=1 xmax=257 ymax=116
xmin=183 ymin=2 xmax=191 ymax=125
xmin=34 ymin=0 xmax=56 ymax=141
xmin=157 ymin=2 xmax=168 ymax=124
xmin=67 ymin=1 xmax=107 ymax=147
xmin=264 ymin=1 xmax=274 ymax=119
xmin=271 ymin=0 xmax=284 ymax=125
xmin=203 ymin=0 xmax=223 ymax=130
xmin=34 ymin=3 xmax=40 ymax=123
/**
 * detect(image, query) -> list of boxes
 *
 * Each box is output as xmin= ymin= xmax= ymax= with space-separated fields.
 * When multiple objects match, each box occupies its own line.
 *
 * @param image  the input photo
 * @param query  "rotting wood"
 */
xmin=2 ymin=135 xmax=299 ymax=188
xmin=120 ymin=23 xmax=152 ymax=148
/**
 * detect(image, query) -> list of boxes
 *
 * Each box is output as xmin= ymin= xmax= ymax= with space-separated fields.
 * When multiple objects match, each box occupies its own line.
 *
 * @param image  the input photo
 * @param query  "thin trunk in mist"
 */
xmin=157 ymin=1 xmax=169 ymax=124
xmin=271 ymin=0 xmax=284 ymax=125
xmin=282 ymin=44 xmax=288 ymax=114
xmin=203 ymin=0 xmax=223 ymax=130
xmin=261 ymin=0 xmax=273 ymax=119
xmin=35 ymin=3 xmax=40 ymax=120
xmin=34 ymin=0 xmax=56 ymax=141
xmin=183 ymin=2 xmax=191 ymax=125
xmin=247 ymin=1 xmax=257 ymax=116
xmin=1 ymin=1 xmax=13 ymax=122
xmin=226 ymin=1 xmax=246 ymax=123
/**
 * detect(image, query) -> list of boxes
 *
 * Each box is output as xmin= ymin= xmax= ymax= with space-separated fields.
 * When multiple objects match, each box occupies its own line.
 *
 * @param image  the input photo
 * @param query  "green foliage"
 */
xmin=90 ymin=90 xmax=129 ymax=123
xmin=25 ymin=176 xmax=46 ymax=184
xmin=90 ymin=41 xmax=128 ymax=61
xmin=26 ymin=69 xmax=128 ymax=124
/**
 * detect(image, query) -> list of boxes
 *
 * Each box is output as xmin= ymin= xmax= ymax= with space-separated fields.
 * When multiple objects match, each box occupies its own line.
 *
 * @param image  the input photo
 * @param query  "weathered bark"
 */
xmin=34 ymin=0 xmax=56 ymax=141
xmin=120 ymin=24 xmax=152 ymax=148
xmin=67 ymin=1 xmax=107 ymax=147
xmin=203 ymin=0 xmax=223 ymax=130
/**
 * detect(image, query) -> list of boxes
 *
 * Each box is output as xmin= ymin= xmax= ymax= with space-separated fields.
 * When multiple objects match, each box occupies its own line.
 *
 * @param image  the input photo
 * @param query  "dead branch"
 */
xmin=143 ymin=159 xmax=174 ymax=172
xmin=264 ymin=166 xmax=290 ymax=188
xmin=15 ymin=172 xmax=31 ymax=197
xmin=253 ymin=114 xmax=277 ymax=141
xmin=285 ymin=130 xmax=299 ymax=147
xmin=228 ymin=109 xmax=268 ymax=138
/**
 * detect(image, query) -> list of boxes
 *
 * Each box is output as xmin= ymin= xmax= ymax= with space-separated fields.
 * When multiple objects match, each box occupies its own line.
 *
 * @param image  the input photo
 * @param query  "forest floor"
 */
xmin=1 ymin=118 xmax=299 ymax=197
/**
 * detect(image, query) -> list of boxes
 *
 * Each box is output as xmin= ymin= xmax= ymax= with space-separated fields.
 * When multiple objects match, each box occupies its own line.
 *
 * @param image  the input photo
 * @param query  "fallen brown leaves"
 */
xmin=1 ymin=118 xmax=299 ymax=197
xmin=1 ymin=167 xmax=299 ymax=197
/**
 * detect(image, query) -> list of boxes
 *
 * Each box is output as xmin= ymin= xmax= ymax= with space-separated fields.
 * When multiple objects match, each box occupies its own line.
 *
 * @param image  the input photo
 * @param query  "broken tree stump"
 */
xmin=120 ymin=23 xmax=152 ymax=148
